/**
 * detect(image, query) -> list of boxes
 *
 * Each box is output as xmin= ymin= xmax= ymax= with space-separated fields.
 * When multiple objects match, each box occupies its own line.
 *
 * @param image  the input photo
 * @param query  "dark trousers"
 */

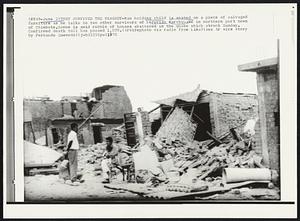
xmin=68 ymin=150 xmax=78 ymax=182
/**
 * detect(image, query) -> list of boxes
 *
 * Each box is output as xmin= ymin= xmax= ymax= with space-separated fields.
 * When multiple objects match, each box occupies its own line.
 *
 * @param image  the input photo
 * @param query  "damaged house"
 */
xmin=238 ymin=57 xmax=280 ymax=172
xmin=151 ymin=85 xmax=259 ymax=142
xmin=24 ymin=85 xmax=132 ymax=147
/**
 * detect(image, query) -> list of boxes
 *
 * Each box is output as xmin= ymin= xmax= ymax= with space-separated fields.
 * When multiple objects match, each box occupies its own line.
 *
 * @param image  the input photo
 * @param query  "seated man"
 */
xmin=101 ymin=137 xmax=122 ymax=183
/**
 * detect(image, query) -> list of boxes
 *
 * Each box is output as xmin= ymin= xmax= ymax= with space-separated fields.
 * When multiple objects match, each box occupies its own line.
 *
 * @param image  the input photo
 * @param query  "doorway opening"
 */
xmin=51 ymin=128 xmax=60 ymax=144
xmin=93 ymin=126 xmax=103 ymax=144
xmin=192 ymin=103 xmax=212 ymax=141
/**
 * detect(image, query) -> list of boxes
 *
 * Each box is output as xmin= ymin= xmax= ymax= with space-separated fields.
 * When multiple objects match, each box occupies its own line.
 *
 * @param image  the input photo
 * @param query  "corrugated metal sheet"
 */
xmin=142 ymin=186 xmax=231 ymax=200
xmin=154 ymin=85 xmax=204 ymax=106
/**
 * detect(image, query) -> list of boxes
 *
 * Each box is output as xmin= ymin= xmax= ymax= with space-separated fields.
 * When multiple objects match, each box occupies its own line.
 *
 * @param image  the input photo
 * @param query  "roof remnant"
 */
xmin=61 ymin=96 xmax=86 ymax=102
xmin=238 ymin=57 xmax=278 ymax=72
xmin=154 ymin=85 xmax=205 ymax=106
xmin=154 ymin=85 xmax=256 ymax=107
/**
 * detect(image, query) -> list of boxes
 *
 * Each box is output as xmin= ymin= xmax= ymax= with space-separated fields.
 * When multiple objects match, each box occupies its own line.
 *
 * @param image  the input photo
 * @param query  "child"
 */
xmin=58 ymin=152 xmax=71 ymax=183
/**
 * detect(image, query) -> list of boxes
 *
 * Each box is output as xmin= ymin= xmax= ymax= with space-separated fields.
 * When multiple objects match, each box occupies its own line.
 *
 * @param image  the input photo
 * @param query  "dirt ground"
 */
xmin=25 ymin=146 xmax=280 ymax=201
xmin=25 ymin=171 xmax=280 ymax=202
xmin=25 ymin=173 xmax=140 ymax=201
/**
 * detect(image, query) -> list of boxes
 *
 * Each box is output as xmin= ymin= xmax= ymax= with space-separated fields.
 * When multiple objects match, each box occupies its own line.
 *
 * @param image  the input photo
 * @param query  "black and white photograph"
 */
xmin=3 ymin=3 xmax=297 ymax=219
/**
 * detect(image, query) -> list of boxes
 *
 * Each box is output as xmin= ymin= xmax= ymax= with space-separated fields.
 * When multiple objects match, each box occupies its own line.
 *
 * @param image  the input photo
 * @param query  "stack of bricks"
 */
xmin=256 ymin=71 xmax=279 ymax=171
xmin=140 ymin=111 xmax=152 ymax=136
xmin=253 ymin=119 xmax=262 ymax=156
xmin=156 ymin=107 xmax=197 ymax=143
xmin=209 ymin=93 xmax=259 ymax=138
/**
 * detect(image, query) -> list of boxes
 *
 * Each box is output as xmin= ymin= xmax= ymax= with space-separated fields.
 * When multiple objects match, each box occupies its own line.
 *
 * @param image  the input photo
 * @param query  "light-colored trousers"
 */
xmin=101 ymin=158 xmax=112 ymax=179
xmin=68 ymin=150 xmax=78 ymax=182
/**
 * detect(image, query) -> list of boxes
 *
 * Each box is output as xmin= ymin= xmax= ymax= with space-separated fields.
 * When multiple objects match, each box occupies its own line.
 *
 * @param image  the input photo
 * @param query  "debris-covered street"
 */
xmin=23 ymin=57 xmax=281 ymax=202
xmin=25 ymin=141 xmax=280 ymax=201
xmin=24 ymin=88 xmax=280 ymax=201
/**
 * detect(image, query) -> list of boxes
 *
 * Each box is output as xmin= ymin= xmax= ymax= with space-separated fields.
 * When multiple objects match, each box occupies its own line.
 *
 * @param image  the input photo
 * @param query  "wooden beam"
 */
xmin=148 ymin=105 xmax=161 ymax=114
xmin=192 ymin=112 xmax=222 ymax=145
xmin=164 ymin=106 xmax=175 ymax=122
xmin=78 ymin=102 xmax=104 ymax=129
xmin=190 ymin=105 xmax=195 ymax=117
xmin=30 ymin=122 xmax=36 ymax=143
xmin=205 ymin=131 xmax=222 ymax=145
xmin=238 ymin=57 xmax=278 ymax=72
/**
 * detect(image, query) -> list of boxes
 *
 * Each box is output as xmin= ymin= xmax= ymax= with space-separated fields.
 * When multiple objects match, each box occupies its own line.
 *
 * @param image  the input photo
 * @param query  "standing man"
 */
xmin=66 ymin=123 xmax=80 ymax=186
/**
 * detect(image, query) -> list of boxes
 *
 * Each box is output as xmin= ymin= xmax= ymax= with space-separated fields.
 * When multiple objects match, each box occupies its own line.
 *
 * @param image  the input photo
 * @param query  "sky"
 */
xmin=14 ymin=4 xmax=279 ymax=111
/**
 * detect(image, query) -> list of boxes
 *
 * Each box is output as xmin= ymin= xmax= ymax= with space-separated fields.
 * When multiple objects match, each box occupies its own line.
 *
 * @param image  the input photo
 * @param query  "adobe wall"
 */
xmin=92 ymin=86 xmax=132 ymax=119
xmin=23 ymin=100 xmax=62 ymax=139
xmin=256 ymin=70 xmax=280 ymax=171
xmin=209 ymin=93 xmax=259 ymax=140
xmin=24 ymin=100 xmax=92 ymax=139
xmin=49 ymin=120 xmax=94 ymax=146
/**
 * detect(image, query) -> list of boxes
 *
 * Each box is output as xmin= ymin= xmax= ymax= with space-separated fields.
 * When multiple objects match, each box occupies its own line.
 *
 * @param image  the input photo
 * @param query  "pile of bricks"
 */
xmin=156 ymin=107 xmax=197 ymax=143
xmin=140 ymin=111 xmax=152 ymax=136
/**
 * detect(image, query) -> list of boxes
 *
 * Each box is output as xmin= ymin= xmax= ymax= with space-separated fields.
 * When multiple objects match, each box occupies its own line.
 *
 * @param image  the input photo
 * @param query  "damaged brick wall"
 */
xmin=24 ymin=100 xmax=91 ymax=139
xmin=24 ymin=100 xmax=62 ymax=139
xmin=50 ymin=120 xmax=94 ymax=145
xmin=140 ymin=111 xmax=152 ymax=136
xmin=256 ymin=70 xmax=280 ymax=171
xmin=61 ymin=101 xmax=90 ymax=117
xmin=209 ymin=93 xmax=259 ymax=139
xmin=101 ymin=124 xmax=122 ymax=139
xmin=73 ymin=102 xmax=90 ymax=118
xmin=253 ymin=119 xmax=262 ymax=156
xmin=92 ymin=86 xmax=132 ymax=119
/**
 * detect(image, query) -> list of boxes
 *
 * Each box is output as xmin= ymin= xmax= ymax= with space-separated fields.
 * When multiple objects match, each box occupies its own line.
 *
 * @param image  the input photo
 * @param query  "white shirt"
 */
xmin=243 ymin=118 xmax=258 ymax=136
xmin=67 ymin=130 xmax=79 ymax=150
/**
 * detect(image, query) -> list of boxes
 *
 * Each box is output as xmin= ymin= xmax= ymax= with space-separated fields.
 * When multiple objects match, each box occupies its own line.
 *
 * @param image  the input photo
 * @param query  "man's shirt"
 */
xmin=67 ymin=130 xmax=79 ymax=150
xmin=106 ymin=144 xmax=120 ymax=158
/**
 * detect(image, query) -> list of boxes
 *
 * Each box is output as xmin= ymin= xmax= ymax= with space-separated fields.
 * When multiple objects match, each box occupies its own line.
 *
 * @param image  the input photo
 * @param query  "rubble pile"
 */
xmin=112 ymin=124 xmax=127 ymax=144
xmin=156 ymin=107 xmax=197 ymax=143
xmin=136 ymin=111 xmax=265 ymax=189
xmin=174 ymin=139 xmax=263 ymax=181
xmin=77 ymin=141 xmax=133 ymax=175
xmin=77 ymin=143 xmax=107 ymax=174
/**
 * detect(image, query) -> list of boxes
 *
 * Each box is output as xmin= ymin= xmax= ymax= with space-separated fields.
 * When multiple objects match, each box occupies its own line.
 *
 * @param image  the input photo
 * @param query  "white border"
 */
xmin=3 ymin=3 xmax=297 ymax=218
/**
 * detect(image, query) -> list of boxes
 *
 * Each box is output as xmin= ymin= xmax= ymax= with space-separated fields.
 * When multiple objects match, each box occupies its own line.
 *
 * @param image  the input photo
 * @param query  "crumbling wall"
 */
xmin=91 ymin=102 xmax=105 ymax=119
xmin=253 ymin=119 xmax=262 ymax=156
xmin=24 ymin=100 xmax=62 ymax=139
xmin=256 ymin=70 xmax=279 ymax=171
xmin=25 ymin=100 xmax=92 ymax=140
xmin=156 ymin=107 xmax=197 ymax=143
xmin=76 ymin=102 xmax=90 ymax=118
xmin=209 ymin=93 xmax=259 ymax=138
xmin=140 ymin=111 xmax=152 ymax=136
xmin=61 ymin=101 xmax=90 ymax=117
xmin=102 ymin=124 xmax=121 ymax=139
xmin=92 ymin=86 xmax=132 ymax=119
xmin=61 ymin=102 xmax=72 ymax=116
xmin=50 ymin=120 xmax=94 ymax=145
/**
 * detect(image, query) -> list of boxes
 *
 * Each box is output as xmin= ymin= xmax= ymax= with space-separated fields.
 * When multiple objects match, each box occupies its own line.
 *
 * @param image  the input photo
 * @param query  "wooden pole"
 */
xmin=148 ymin=105 xmax=161 ymax=114
xmin=78 ymin=102 xmax=104 ymax=129
xmin=190 ymin=105 xmax=195 ymax=117
xmin=192 ymin=112 xmax=222 ymax=145
xmin=30 ymin=122 xmax=36 ymax=143
xmin=164 ymin=106 xmax=175 ymax=122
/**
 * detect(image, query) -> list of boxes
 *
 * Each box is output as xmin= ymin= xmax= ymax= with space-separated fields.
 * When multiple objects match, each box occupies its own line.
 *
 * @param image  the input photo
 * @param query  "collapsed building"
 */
xmin=238 ymin=57 xmax=280 ymax=172
xmin=23 ymin=85 xmax=132 ymax=146
xmin=151 ymin=85 xmax=259 ymax=141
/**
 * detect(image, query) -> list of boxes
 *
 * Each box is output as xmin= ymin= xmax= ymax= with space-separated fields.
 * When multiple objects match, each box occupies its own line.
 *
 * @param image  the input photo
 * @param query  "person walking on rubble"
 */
xmin=101 ymin=137 xmax=122 ymax=184
xmin=65 ymin=123 xmax=80 ymax=186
